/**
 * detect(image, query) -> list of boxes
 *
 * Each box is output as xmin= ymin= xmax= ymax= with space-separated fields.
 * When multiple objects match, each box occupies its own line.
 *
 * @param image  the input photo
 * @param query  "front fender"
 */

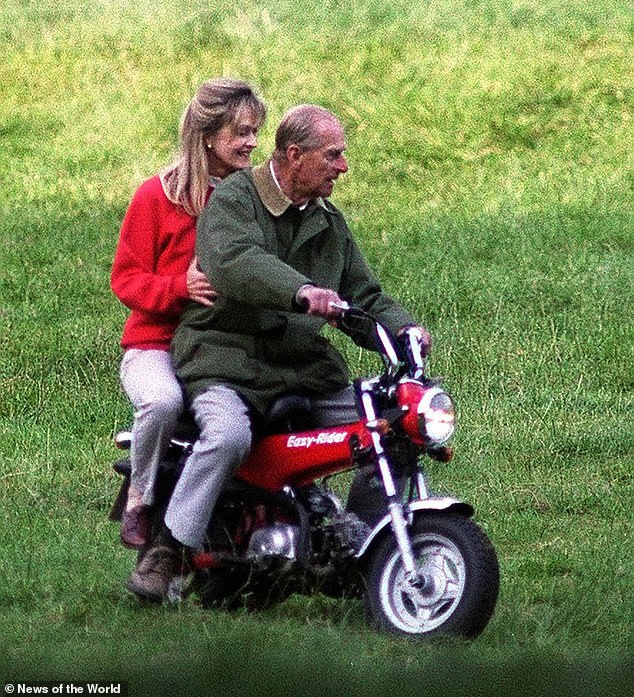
xmin=355 ymin=497 xmax=474 ymax=558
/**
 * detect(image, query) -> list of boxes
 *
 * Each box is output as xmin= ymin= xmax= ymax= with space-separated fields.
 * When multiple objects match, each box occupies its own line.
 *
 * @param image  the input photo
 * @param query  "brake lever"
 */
xmin=328 ymin=301 xmax=350 ymax=312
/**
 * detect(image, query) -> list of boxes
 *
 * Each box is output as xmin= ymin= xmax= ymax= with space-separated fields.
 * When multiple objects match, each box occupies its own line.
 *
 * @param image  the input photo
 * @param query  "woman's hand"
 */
xmin=186 ymin=257 xmax=218 ymax=307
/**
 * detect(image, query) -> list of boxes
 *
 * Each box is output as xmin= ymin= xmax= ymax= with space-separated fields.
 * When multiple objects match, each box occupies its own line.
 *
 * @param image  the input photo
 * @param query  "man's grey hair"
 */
xmin=273 ymin=104 xmax=340 ymax=159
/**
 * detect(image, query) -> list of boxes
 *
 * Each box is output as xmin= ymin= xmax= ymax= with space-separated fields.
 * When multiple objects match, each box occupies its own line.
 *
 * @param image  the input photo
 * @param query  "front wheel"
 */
xmin=362 ymin=513 xmax=499 ymax=638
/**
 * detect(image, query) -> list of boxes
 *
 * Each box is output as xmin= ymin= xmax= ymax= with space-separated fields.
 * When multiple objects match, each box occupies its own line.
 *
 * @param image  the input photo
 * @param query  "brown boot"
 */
xmin=125 ymin=546 xmax=178 ymax=602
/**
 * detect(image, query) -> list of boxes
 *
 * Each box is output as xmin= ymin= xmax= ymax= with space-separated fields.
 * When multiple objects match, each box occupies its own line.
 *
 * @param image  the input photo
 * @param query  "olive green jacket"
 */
xmin=171 ymin=161 xmax=416 ymax=414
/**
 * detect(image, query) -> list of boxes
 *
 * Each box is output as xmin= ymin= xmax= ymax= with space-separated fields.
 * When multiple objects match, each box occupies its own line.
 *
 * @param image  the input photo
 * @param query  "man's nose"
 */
xmin=336 ymin=156 xmax=348 ymax=174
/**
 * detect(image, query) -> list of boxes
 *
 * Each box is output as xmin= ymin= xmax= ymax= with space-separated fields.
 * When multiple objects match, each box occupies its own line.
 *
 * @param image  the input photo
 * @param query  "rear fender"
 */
xmin=355 ymin=498 xmax=474 ymax=559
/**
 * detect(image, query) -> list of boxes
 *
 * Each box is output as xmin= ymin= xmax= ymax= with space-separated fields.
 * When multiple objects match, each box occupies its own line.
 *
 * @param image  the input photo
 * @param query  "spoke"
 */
xmin=420 ymin=556 xmax=446 ymax=584
xmin=439 ymin=580 xmax=460 ymax=603
xmin=416 ymin=544 xmax=443 ymax=564
xmin=406 ymin=586 xmax=451 ymax=627
xmin=413 ymin=604 xmax=434 ymax=624
xmin=428 ymin=600 xmax=453 ymax=622
xmin=442 ymin=556 xmax=461 ymax=584
xmin=397 ymin=583 xmax=434 ymax=624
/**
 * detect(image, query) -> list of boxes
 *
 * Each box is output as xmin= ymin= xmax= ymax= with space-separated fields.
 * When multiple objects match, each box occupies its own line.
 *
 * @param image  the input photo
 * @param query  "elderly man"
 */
xmin=127 ymin=105 xmax=431 ymax=601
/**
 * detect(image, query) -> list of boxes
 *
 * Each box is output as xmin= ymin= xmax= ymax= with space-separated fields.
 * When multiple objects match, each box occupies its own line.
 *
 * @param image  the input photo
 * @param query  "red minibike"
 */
xmin=110 ymin=306 xmax=499 ymax=638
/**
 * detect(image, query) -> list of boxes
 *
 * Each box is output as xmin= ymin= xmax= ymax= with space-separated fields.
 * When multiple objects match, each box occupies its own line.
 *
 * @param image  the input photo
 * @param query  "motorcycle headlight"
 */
xmin=417 ymin=387 xmax=455 ymax=445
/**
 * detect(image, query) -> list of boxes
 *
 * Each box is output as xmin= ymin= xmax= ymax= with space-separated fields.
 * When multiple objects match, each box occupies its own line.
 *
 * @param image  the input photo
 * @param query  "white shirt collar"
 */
xmin=269 ymin=161 xmax=308 ymax=210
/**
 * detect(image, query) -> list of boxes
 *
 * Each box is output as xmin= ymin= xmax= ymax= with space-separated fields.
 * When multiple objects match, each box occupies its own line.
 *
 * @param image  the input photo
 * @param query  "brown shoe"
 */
xmin=120 ymin=505 xmax=150 ymax=549
xmin=125 ymin=545 xmax=178 ymax=602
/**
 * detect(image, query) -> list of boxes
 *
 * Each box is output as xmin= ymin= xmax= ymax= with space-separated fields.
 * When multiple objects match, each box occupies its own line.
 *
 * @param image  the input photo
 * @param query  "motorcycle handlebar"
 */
xmin=328 ymin=301 xmax=350 ymax=312
xmin=332 ymin=303 xmax=428 ymax=377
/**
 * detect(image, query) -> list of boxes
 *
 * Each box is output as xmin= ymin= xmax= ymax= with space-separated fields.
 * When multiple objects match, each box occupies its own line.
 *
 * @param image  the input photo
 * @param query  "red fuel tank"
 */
xmin=236 ymin=420 xmax=371 ymax=491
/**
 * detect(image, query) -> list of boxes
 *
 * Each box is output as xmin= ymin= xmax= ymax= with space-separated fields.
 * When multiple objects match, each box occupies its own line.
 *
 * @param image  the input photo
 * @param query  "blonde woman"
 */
xmin=111 ymin=78 xmax=266 ymax=549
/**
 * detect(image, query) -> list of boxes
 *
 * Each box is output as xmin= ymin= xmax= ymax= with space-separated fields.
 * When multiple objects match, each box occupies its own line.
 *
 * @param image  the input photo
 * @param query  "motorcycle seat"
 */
xmin=169 ymin=393 xmax=315 ymax=442
xmin=259 ymin=394 xmax=314 ymax=434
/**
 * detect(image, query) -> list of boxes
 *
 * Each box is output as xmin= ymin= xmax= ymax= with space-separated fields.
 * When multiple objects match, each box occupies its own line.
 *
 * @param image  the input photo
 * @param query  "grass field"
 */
xmin=0 ymin=1 xmax=631 ymax=695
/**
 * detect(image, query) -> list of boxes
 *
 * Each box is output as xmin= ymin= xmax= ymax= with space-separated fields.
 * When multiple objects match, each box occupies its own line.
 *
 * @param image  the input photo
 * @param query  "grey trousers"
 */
xmin=120 ymin=349 xmax=184 ymax=507
xmin=164 ymin=384 xmax=358 ymax=548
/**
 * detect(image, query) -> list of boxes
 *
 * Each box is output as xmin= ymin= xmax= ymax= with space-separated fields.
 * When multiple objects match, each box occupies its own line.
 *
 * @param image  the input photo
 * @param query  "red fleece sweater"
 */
xmin=111 ymin=176 xmax=209 ymax=350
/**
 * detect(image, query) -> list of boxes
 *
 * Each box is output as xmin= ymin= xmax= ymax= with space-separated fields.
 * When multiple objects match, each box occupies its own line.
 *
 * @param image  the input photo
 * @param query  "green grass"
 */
xmin=0 ymin=1 xmax=631 ymax=695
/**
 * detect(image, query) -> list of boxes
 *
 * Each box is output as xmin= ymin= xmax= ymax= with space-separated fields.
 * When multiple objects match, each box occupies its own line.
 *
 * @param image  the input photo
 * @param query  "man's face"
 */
xmin=206 ymin=108 xmax=260 ymax=178
xmin=293 ymin=119 xmax=348 ymax=201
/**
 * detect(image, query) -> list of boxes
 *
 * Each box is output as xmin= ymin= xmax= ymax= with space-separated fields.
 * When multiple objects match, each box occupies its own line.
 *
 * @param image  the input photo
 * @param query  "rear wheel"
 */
xmin=363 ymin=513 xmax=499 ymax=638
xmin=193 ymin=568 xmax=247 ymax=610
xmin=194 ymin=566 xmax=294 ymax=611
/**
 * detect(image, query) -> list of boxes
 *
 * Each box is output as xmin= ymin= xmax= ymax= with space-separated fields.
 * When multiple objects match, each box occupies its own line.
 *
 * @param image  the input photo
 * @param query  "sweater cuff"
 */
xmin=173 ymin=273 xmax=189 ymax=300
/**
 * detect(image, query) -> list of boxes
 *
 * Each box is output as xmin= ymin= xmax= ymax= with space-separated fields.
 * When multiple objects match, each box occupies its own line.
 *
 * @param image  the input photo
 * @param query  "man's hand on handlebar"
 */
xmin=397 ymin=325 xmax=433 ymax=358
xmin=295 ymin=285 xmax=346 ymax=321
xmin=295 ymin=287 xmax=432 ymax=359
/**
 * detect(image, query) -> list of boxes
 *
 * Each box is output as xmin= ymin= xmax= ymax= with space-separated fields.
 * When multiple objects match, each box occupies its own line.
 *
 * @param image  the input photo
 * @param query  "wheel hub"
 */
xmin=405 ymin=553 xmax=452 ymax=607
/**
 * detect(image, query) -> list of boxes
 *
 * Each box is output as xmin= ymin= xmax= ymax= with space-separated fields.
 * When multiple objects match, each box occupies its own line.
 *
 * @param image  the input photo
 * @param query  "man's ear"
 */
xmin=286 ymin=143 xmax=303 ymax=165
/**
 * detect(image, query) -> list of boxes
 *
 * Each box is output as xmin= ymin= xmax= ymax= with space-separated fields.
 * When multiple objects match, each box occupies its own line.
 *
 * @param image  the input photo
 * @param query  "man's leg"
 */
xmin=164 ymin=384 xmax=253 ymax=549
xmin=127 ymin=385 xmax=252 ymax=601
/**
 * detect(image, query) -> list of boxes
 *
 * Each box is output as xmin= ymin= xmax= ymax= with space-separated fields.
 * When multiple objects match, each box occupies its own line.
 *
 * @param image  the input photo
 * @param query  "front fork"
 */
xmin=357 ymin=380 xmax=422 ymax=584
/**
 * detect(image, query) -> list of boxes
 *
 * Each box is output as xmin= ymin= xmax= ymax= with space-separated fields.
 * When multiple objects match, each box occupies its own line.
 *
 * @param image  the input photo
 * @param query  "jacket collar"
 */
xmin=252 ymin=160 xmax=327 ymax=217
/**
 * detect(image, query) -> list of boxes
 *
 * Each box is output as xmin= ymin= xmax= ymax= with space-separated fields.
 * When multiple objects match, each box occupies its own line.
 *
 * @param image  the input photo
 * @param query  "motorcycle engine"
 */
xmin=245 ymin=523 xmax=300 ymax=566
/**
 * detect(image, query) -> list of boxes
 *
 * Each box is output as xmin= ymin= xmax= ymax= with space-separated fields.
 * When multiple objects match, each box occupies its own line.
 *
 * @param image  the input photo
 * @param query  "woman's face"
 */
xmin=205 ymin=108 xmax=260 ymax=178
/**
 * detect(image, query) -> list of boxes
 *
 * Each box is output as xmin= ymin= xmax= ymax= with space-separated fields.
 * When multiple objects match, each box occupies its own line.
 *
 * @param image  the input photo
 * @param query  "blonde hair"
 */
xmin=160 ymin=78 xmax=266 ymax=216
